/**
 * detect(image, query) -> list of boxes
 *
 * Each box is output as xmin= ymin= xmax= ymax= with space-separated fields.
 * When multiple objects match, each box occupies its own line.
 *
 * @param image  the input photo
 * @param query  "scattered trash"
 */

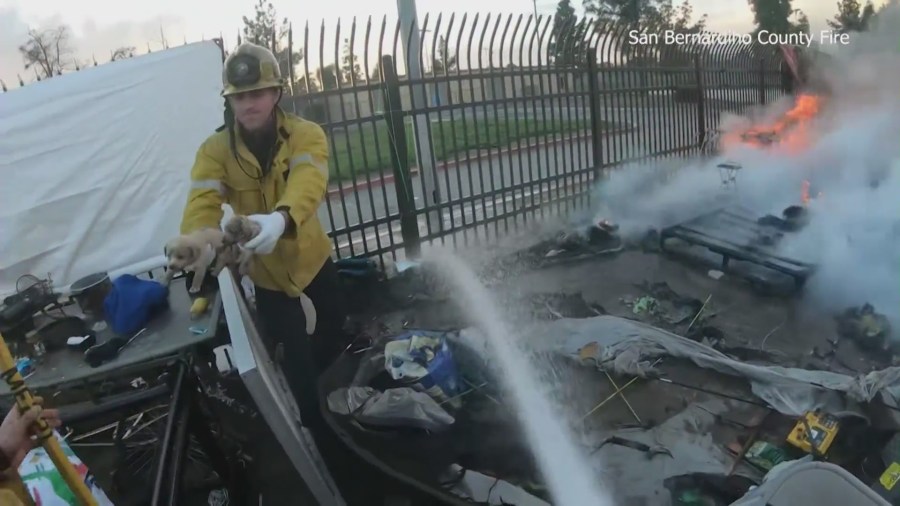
xmin=835 ymin=304 xmax=893 ymax=353
xmin=521 ymin=292 xmax=605 ymax=320
xmin=632 ymin=296 xmax=659 ymax=315
xmin=592 ymin=436 xmax=673 ymax=459
xmin=664 ymin=474 xmax=757 ymax=506
xmin=785 ymin=410 xmax=840 ymax=456
xmin=685 ymin=294 xmax=712 ymax=333
xmin=440 ymin=464 xmax=551 ymax=506
xmin=190 ymin=296 xmax=210 ymax=318
xmin=207 ymin=488 xmax=229 ymax=506
xmin=758 ymin=205 xmax=810 ymax=232
xmin=500 ymin=220 xmax=624 ymax=270
xmin=385 ymin=331 xmax=463 ymax=408
xmin=335 ymin=257 xmax=381 ymax=280
xmin=19 ymin=431 xmax=115 ymax=505
xmin=673 ymin=488 xmax=707 ymax=506
xmin=326 ymin=386 xmax=455 ymax=432
xmin=727 ymin=409 xmax=772 ymax=475
xmin=16 ymin=357 xmax=34 ymax=377
xmin=554 ymin=220 xmax=623 ymax=255
xmin=624 ymin=281 xmax=709 ymax=328
xmin=744 ymin=441 xmax=788 ymax=471
xmin=873 ymin=462 xmax=900 ymax=503
xmin=578 ymin=341 xmax=601 ymax=362
xmin=708 ymin=270 xmax=724 ymax=280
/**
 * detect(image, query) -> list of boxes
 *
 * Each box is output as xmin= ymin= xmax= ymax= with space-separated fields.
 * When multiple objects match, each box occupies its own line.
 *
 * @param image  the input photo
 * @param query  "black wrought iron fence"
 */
xmin=262 ymin=14 xmax=787 ymax=260
xmin=6 ymin=13 xmax=788 ymax=261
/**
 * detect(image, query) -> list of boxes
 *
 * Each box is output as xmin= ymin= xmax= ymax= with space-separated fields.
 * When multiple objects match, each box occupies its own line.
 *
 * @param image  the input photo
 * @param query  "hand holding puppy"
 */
xmin=243 ymin=212 xmax=286 ymax=255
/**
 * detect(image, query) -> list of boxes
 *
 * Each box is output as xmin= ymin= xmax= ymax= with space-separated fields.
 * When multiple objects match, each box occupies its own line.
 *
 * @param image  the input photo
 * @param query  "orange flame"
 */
xmin=720 ymin=94 xmax=825 ymax=205
xmin=721 ymin=93 xmax=823 ymax=153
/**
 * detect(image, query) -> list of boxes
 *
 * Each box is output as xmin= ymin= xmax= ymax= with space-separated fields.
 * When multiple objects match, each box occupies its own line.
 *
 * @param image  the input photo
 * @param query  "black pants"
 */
xmin=255 ymin=258 xmax=348 ymax=429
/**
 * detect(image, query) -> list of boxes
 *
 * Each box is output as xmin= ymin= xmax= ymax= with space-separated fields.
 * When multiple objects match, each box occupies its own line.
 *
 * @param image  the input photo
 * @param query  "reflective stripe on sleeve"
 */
xmin=289 ymin=153 xmax=328 ymax=177
xmin=190 ymin=179 xmax=224 ymax=193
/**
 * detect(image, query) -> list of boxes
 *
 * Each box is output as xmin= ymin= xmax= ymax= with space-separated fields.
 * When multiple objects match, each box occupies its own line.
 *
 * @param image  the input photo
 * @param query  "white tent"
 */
xmin=0 ymin=41 xmax=224 ymax=296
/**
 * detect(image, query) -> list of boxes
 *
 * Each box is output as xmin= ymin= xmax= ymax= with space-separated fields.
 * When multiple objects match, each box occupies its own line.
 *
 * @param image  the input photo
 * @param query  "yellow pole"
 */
xmin=0 ymin=332 xmax=97 ymax=505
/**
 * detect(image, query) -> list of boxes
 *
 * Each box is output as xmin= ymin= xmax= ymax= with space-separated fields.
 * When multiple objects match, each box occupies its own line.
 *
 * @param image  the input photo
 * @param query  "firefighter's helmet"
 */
xmin=222 ymin=42 xmax=283 ymax=96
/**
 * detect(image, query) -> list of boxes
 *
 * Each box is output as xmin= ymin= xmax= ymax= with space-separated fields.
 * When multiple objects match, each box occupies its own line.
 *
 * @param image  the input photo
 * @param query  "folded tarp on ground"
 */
xmin=459 ymin=315 xmax=900 ymax=419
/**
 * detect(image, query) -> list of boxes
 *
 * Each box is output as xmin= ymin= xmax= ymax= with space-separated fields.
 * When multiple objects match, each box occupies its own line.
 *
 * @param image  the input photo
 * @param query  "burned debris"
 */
xmin=836 ymin=304 xmax=895 ymax=356
xmin=316 ymin=63 xmax=900 ymax=506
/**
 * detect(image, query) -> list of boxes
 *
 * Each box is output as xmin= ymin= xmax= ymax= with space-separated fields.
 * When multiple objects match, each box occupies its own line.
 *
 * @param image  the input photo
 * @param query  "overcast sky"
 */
xmin=0 ymin=0 xmax=889 ymax=86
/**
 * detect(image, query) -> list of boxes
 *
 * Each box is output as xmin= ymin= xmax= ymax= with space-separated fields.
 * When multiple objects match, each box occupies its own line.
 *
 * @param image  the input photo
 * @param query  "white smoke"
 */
xmin=586 ymin=0 xmax=900 ymax=323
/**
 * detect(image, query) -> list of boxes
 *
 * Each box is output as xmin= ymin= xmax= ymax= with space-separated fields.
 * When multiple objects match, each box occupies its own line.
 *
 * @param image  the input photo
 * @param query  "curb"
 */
xmin=325 ymin=129 xmax=629 ymax=199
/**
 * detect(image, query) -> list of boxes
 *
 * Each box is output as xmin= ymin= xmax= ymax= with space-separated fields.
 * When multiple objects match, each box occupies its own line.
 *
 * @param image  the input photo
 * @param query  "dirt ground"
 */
xmin=72 ymin=237 xmax=892 ymax=504
xmin=326 ymin=235 xmax=897 ymax=504
xmin=500 ymin=248 xmax=881 ymax=373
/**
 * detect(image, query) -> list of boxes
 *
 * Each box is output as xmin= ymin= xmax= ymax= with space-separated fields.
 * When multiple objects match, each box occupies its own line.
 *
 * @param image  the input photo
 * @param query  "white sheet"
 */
xmin=0 ymin=41 xmax=224 ymax=296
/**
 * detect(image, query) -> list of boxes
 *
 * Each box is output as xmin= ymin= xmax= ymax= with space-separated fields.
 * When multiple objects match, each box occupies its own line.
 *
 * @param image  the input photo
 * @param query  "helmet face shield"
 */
xmin=226 ymin=53 xmax=261 ymax=88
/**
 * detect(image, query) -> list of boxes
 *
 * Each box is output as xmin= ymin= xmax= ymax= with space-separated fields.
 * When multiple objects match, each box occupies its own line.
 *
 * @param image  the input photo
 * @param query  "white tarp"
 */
xmin=0 ymin=41 xmax=224 ymax=296
xmin=458 ymin=315 xmax=900 ymax=418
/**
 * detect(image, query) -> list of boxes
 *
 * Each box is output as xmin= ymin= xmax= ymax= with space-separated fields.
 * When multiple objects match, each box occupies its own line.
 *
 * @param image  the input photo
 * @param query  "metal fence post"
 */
xmin=586 ymin=50 xmax=603 ymax=179
xmin=694 ymin=55 xmax=706 ymax=150
xmin=397 ymin=0 xmax=442 ymax=237
xmin=381 ymin=55 xmax=421 ymax=257
xmin=758 ymin=57 xmax=766 ymax=105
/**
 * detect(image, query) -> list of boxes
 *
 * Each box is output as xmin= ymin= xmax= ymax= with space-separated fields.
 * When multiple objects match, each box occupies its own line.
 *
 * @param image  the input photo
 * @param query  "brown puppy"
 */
xmin=223 ymin=215 xmax=262 ymax=276
xmin=163 ymin=228 xmax=230 ymax=293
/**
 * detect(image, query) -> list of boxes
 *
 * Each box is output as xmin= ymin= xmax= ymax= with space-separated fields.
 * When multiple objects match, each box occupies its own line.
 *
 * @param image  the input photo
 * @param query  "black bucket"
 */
xmin=70 ymin=272 xmax=112 ymax=320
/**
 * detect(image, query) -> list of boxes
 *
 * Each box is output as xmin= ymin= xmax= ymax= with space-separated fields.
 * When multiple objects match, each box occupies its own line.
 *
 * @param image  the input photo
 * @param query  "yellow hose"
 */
xmin=0 ymin=332 xmax=98 ymax=506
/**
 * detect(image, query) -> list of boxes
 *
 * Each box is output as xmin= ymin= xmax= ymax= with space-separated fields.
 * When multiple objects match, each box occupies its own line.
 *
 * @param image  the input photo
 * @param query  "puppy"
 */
xmin=223 ymin=215 xmax=262 ymax=276
xmin=163 ymin=228 xmax=229 ymax=293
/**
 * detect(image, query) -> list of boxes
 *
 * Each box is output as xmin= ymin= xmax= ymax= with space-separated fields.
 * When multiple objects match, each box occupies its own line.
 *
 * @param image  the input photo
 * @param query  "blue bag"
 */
xmin=103 ymin=274 xmax=169 ymax=335
xmin=385 ymin=330 xmax=463 ymax=408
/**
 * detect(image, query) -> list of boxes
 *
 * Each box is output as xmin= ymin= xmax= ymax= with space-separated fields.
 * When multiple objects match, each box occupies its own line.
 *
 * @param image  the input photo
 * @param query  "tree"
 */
xmin=110 ymin=46 xmax=136 ymax=61
xmin=19 ymin=26 xmax=75 ymax=79
xmin=340 ymin=39 xmax=363 ymax=84
xmin=747 ymin=0 xmax=809 ymax=35
xmin=655 ymin=0 xmax=707 ymax=32
xmin=551 ymin=0 xmax=579 ymax=66
xmin=242 ymin=0 xmax=302 ymax=83
xmin=294 ymin=75 xmax=319 ymax=93
xmin=794 ymin=10 xmax=810 ymax=34
xmin=827 ymin=0 xmax=875 ymax=33
xmin=318 ymin=64 xmax=339 ymax=90
xmin=432 ymin=36 xmax=457 ymax=74
xmin=653 ymin=1 xmax=707 ymax=66
xmin=550 ymin=0 xmax=588 ymax=90
xmin=584 ymin=0 xmax=705 ymax=64
xmin=583 ymin=0 xmax=705 ymax=41
xmin=585 ymin=0 xmax=654 ymax=24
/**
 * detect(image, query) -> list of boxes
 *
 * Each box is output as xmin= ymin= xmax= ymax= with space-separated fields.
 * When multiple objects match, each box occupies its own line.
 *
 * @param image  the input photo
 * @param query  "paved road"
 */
xmin=321 ymin=92 xmax=759 ymax=254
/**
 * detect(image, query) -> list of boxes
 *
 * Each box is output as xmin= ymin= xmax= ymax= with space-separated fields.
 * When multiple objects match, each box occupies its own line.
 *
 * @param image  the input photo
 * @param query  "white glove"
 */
xmin=244 ymin=212 xmax=286 ymax=255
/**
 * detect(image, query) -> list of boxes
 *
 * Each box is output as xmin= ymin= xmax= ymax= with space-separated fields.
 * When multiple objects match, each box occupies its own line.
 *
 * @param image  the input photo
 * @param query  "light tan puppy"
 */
xmin=223 ymin=215 xmax=262 ymax=276
xmin=163 ymin=228 xmax=230 ymax=293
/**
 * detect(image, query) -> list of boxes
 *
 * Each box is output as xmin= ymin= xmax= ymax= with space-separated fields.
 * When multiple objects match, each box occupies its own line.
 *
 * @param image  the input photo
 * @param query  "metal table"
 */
xmin=0 ymin=277 xmax=220 ymax=393
xmin=2 ymin=277 xmax=244 ymax=505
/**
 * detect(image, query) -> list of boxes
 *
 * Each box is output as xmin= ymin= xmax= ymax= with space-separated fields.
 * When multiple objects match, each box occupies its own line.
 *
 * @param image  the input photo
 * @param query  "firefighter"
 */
xmin=180 ymin=42 xmax=348 ymax=428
